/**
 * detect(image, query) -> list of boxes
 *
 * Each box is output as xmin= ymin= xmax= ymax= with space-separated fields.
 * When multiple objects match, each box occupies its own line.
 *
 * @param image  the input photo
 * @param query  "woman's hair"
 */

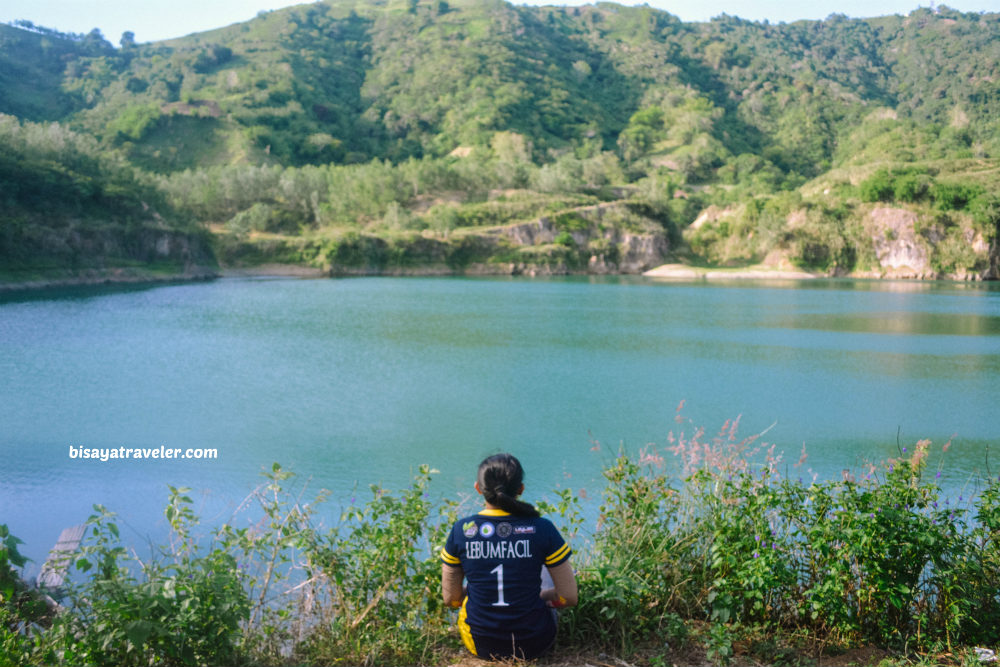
xmin=477 ymin=453 xmax=539 ymax=517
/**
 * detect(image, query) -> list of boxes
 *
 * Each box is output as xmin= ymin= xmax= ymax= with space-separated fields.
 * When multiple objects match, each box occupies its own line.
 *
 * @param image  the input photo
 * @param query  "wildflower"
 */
xmin=753 ymin=551 xmax=759 ymax=559
xmin=936 ymin=472 xmax=942 ymax=479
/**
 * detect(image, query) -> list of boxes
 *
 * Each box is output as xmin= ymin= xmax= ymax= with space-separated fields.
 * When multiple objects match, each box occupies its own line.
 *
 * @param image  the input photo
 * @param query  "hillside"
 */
xmin=0 ymin=114 xmax=216 ymax=287
xmin=1 ymin=1 xmax=999 ymax=283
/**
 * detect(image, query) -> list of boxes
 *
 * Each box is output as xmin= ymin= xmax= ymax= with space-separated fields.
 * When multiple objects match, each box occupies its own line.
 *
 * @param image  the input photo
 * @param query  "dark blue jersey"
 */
xmin=441 ymin=509 xmax=571 ymax=649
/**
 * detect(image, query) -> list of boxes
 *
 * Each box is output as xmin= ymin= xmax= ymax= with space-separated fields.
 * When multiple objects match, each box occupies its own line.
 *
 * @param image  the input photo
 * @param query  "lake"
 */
xmin=2 ymin=275 xmax=999 ymax=571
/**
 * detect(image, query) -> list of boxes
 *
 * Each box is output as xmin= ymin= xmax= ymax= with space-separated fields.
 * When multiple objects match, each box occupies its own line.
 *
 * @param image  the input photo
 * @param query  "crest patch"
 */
xmin=462 ymin=521 xmax=478 ymax=538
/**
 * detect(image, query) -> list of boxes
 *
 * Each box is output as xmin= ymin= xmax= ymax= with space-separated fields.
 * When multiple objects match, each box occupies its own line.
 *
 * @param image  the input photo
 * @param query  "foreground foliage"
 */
xmin=3 ymin=417 xmax=1000 ymax=665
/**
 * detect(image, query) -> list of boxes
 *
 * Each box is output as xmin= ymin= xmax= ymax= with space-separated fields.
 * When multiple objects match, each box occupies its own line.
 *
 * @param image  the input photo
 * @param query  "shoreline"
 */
xmin=219 ymin=263 xmax=326 ymax=278
xmin=642 ymin=263 xmax=820 ymax=280
xmin=2 ymin=261 xmax=994 ymax=293
xmin=0 ymin=266 xmax=219 ymax=294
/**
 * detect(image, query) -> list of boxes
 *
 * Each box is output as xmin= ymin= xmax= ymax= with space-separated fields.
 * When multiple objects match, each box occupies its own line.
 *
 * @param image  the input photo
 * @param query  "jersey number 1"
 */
xmin=490 ymin=564 xmax=510 ymax=607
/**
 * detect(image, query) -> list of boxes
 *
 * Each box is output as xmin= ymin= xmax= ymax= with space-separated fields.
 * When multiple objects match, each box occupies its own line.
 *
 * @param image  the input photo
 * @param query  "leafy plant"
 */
xmin=9 ymin=417 xmax=1000 ymax=665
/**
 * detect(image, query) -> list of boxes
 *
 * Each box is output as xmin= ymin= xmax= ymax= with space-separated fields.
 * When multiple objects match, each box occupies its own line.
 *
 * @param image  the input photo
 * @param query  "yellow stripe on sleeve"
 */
xmin=545 ymin=542 xmax=571 ymax=565
xmin=440 ymin=547 xmax=461 ymax=565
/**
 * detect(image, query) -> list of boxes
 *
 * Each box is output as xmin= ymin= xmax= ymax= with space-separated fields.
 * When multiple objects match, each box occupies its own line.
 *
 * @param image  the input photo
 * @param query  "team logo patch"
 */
xmin=480 ymin=521 xmax=495 ymax=538
xmin=462 ymin=521 xmax=478 ymax=538
xmin=497 ymin=522 xmax=512 ymax=538
xmin=513 ymin=525 xmax=536 ymax=535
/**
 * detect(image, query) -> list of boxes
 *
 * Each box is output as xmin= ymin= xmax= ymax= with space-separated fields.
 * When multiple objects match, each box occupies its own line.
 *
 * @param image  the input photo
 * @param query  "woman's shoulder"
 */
xmin=449 ymin=511 xmax=557 ymax=528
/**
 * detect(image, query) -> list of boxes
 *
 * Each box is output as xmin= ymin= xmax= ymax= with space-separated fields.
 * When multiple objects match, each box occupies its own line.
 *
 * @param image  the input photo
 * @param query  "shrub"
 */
xmin=1 ymin=524 xmax=48 ymax=667
xmin=38 ymin=503 xmax=250 ymax=666
xmin=931 ymin=182 xmax=983 ymax=211
xmin=9 ymin=417 xmax=1000 ymax=664
xmin=859 ymin=168 xmax=895 ymax=202
xmin=554 ymin=230 xmax=575 ymax=247
xmin=892 ymin=172 xmax=930 ymax=202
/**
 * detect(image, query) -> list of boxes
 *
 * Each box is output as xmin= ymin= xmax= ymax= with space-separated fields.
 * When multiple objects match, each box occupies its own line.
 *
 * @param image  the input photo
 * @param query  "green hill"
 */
xmin=0 ymin=114 xmax=215 ymax=286
xmin=1 ymin=1 xmax=999 ymax=283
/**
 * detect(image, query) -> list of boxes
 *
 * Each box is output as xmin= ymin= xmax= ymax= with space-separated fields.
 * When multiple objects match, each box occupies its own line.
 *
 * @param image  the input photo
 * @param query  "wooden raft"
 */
xmin=36 ymin=524 xmax=86 ymax=590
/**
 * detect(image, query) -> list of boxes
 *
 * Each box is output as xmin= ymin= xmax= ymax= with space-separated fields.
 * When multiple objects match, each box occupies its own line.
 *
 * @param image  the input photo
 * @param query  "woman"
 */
xmin=441 ymin=453 xmax=578 ymax=660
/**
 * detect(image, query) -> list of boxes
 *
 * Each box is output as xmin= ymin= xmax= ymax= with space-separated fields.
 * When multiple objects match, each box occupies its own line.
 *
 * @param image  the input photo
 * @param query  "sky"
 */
xmin=0 ymin=0 xmax=998 ymax=44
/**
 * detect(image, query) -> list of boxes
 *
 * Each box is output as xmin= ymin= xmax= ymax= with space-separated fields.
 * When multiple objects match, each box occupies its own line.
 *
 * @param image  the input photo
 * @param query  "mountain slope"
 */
xmin=1 ymin=2 xmax=998 ymax=282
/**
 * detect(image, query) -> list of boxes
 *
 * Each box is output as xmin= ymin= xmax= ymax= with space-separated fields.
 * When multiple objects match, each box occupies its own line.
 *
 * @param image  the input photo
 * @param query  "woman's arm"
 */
xmin=441 ymin=563 xmax=466 ymax=608
xmin=539 ymin=560 xmax=578 ymax=608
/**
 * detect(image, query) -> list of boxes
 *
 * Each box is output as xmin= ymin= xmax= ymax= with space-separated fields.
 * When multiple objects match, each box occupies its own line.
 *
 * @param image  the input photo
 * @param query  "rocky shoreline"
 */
xmin=0 ymin=266 xmax=218 ymax=293
xmin=4 ymin=260 xmax=998 ymax=294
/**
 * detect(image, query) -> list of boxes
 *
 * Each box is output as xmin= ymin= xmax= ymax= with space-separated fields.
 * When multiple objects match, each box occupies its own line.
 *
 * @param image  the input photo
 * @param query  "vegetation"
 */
xmin=4 ymin=412 xmax=1000 ymax=665
xmin=0 ymin=113 xmax=214 ymax=281
xmin=2 ymin=2 xmax=1000 ymax=282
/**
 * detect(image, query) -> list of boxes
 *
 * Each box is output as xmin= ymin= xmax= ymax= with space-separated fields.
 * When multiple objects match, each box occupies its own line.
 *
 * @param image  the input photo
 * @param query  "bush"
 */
xmin=859 ymin=168 xmax=932 ymax=203
xmin=1 ymin=524 xmax=49 ymax=667
xmin=859 ymin=169 xmax=895 ymax=202
xmin=8 ymin=417 xmax=1000 ymax=664
xmin=892 ymin=172 xmax=929 ymax=202
xmin=37 ymin=502 xmax=249 ymax=666
xmin=931 ymin=182 xmax=983 ymax=211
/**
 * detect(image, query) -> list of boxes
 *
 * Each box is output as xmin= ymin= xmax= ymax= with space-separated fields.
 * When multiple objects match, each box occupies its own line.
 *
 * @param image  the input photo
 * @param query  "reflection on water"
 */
xmin=770 ymin=312 xmax=1000 ymax=337
xmin=2 ymin=275 xmax=998 ymax=568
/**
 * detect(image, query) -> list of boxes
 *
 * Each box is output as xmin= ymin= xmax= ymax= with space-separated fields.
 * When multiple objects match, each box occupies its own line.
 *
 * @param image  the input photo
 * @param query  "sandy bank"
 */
xmin=643 ymin=263 xmax=819 ymax=280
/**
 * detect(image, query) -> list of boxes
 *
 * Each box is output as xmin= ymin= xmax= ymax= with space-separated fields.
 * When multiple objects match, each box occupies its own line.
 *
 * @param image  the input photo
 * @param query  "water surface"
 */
xmin=2 ymin=276 xmax=998 ymax=569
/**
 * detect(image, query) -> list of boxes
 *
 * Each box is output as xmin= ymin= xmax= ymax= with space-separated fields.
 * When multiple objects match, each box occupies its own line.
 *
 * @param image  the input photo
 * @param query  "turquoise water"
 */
xmin=2 ymin=276 xmax=999 ymax=570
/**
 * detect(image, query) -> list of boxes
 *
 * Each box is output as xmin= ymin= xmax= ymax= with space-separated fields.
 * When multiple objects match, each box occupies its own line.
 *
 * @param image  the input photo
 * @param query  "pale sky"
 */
xmin=1 ymin=0 xmax=997 ymax=44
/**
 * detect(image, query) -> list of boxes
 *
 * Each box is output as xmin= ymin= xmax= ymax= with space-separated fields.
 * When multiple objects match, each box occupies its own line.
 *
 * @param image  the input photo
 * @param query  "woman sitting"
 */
xmin=441 ymin=453 xmax=578 ymax=660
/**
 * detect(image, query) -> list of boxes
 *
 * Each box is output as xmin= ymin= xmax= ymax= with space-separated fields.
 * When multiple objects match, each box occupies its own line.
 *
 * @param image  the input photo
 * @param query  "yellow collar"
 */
xmin=478 ymin=509 xmax=511 ymax=516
